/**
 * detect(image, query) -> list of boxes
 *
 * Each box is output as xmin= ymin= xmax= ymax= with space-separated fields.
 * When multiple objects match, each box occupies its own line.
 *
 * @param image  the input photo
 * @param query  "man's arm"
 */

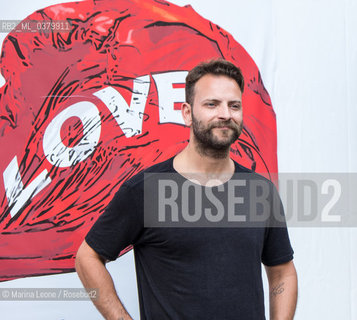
xmin=265 ymin=260 xmax=298 ymax=320
xmin=75 ymin=240 xmax=133 ymax=320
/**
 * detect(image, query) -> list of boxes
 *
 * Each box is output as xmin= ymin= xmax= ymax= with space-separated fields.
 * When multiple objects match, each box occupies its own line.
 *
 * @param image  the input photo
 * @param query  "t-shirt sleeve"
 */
xmin=85 ymin=182 xmax=143 ymax=261
xmin=261 ymin=182 xmax=294 ymax=266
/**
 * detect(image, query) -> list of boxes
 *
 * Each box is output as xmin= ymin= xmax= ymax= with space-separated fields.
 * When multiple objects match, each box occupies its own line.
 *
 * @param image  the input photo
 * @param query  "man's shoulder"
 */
xmin=123 ymin=157 xmax=174 ymax=189
xmin=144 ymin=157 xmax=174 ymax=173
xmin=233 ymin=160 xmax=276 ymax=186
xmin=233 ymin=160 xmax=253 ymax=174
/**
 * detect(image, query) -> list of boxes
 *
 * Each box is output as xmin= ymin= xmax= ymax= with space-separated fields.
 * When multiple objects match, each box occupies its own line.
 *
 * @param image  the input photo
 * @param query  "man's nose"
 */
xmin=218 ymin=104 xmax=231 ymax=120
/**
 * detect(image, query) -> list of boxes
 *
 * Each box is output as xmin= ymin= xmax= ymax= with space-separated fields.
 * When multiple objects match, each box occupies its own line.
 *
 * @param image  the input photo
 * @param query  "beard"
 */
xmin=192 ymin=114 xmax=243 ymax=158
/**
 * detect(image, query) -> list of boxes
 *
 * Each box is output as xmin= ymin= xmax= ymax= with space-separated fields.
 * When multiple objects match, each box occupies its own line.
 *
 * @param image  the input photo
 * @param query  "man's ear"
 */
xmin=181 ymin=102 xmax=192 ymax=127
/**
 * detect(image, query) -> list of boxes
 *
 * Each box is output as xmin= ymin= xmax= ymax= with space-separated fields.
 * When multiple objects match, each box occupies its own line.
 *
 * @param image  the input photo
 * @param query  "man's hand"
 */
xmin=265 ymin=260 xmax=298 ymax=320
xmin=75 ymin=240 xmax=133 ymax=320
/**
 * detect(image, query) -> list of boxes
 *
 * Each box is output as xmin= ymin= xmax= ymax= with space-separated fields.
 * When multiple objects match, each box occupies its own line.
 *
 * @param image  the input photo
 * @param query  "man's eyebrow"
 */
xmin=201 ymin=99 xmax=242 ymax=104
xmin=202 ymin=98 xmax=221 ymax=103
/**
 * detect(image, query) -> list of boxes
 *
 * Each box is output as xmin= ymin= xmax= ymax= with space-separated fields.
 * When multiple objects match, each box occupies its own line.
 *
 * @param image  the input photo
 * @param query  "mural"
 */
xmin=0 ymin=0 xmax=277 ymax=281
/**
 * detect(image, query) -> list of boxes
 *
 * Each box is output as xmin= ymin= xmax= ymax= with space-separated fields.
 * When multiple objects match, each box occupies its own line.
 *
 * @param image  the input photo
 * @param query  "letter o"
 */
xmin=43 ymin=101 xmax=101 ymax=167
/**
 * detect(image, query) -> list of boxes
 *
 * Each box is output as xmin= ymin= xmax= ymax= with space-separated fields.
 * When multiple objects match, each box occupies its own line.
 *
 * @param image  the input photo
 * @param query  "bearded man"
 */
xmin=76 ymin=59 xmax=298 ymax=320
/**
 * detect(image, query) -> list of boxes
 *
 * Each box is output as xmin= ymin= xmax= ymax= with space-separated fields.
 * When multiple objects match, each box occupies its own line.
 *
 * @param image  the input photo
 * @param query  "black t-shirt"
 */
xmin=86 ymin=157 xmax=294 ymax=320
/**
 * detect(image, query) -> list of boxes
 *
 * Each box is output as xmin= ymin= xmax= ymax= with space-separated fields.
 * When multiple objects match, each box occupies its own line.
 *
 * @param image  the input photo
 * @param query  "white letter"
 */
xmin=321 ymin=179 xmax=342 ymax=222
xmin=94 ymin=76 xmax=150 ymax=137
xmin=228 ymin=180 xmax=247 ymax=222
xmin=249 ymin=179 xmax=270 ymax=222
xmin=152 ymin=71 xmax=187 ymax=125
xmin=158 ymin=179 xmax=179 ymax=222
xmin=297 ymin=180 xmax=317 ymax=222
xmin=43 ymin=101 xmax=101 ymax=167
xmin=182 ymin=180 xmax=202 ymax=222
xmin=205 ymin=184 xmax=225 ymax=222
xmin=3 ymin=156 xmax=51 ymax=218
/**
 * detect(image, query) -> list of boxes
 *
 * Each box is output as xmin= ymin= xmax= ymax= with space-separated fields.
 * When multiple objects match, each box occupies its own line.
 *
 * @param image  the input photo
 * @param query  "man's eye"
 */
xmin=231 ymin=104 xmax=241 ymax=110
xmin=206 ymin=102 xmax=216 ymax=107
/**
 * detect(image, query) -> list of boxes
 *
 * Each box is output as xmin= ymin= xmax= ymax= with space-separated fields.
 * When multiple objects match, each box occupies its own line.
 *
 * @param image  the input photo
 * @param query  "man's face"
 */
xmin=189 ymin=74 xmax=243 ymax=153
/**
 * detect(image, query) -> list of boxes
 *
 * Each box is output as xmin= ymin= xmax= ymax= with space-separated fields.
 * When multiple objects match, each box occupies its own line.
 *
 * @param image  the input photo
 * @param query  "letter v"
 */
xmin=93 ymin=75 xmax=150 ymax=138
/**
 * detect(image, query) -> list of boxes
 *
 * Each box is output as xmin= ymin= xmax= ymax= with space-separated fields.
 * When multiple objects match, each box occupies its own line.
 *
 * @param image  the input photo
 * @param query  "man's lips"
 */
xmin=211 ymin=123 xmax=237 ymax=130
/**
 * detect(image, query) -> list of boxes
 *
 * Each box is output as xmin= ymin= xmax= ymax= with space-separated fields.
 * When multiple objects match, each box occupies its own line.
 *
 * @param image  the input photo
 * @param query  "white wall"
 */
xmin=0 ymin=0 xmax=356 ymax=319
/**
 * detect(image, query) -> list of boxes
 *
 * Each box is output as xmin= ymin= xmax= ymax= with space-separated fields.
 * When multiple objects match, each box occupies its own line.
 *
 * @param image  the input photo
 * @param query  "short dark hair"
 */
xmin=185 ymin=58 xmax=244 ymax=105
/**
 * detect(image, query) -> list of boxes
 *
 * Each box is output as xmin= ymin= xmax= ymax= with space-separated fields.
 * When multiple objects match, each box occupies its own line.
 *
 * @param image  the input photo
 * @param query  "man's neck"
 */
xmin=173 ymin=142 xmax=235 ymax=186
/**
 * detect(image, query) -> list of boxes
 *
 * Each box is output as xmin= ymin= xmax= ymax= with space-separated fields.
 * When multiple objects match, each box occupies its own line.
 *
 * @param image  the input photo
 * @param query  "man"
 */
xmin=76 ymin=59 xmax=298 ymax=319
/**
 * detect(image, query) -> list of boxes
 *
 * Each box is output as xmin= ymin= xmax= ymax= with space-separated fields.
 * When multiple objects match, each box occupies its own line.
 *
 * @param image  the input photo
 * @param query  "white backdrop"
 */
xmin=0 ymin=0 xmax=356 ymax=319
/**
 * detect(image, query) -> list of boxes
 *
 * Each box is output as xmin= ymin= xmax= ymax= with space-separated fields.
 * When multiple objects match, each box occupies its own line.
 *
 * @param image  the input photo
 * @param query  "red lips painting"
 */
xmin=0 ymin=0 xmax=277 ymax=281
